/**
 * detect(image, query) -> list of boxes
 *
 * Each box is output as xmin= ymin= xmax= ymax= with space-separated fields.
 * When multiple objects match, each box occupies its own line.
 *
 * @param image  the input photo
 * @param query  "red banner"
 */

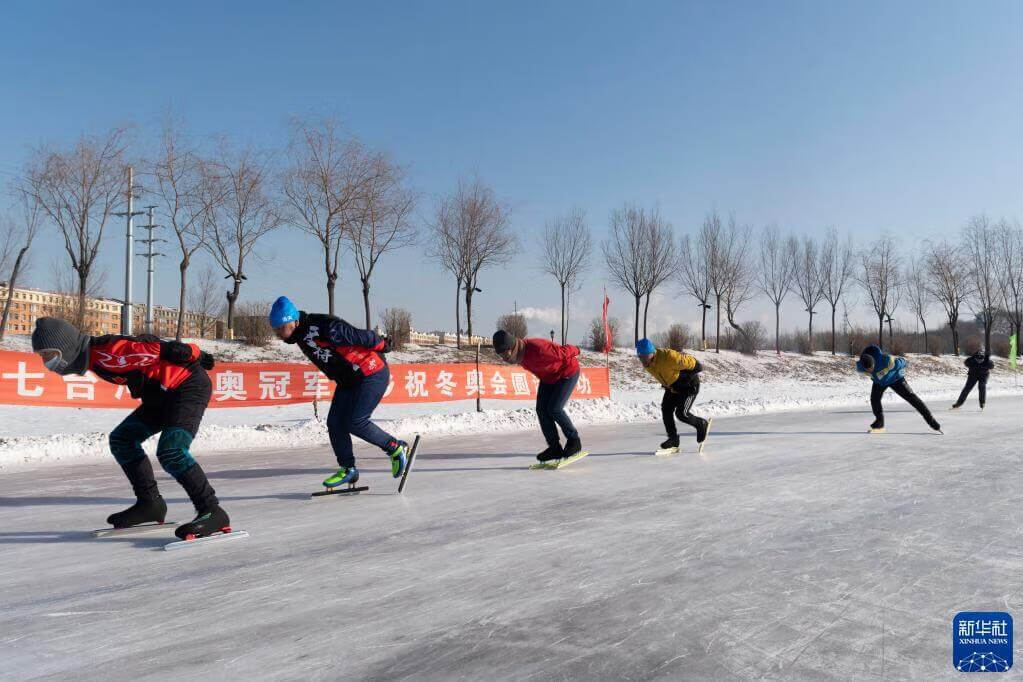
xmin=0 ymin=350 xmax=610 ymax=408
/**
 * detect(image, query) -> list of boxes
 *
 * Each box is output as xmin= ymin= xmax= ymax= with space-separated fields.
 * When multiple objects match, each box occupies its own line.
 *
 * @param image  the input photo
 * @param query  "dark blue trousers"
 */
xmin=536 ymin=371 xmax=580 ymax=447
xmin=327 ymin=367 xmax=395 ymax=468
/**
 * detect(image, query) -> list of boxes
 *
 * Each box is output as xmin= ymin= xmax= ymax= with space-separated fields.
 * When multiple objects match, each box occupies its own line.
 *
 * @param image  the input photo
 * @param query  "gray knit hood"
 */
xmin=31 ymin=317 xmax=91 ymax=375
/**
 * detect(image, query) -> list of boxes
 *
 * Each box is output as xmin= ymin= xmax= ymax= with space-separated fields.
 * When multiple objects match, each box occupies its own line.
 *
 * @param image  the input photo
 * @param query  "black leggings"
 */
xmin=955 ymin=376 xmax=987 ymax=407
xmin=661 ymin=379 xmax=706 ymax=438
xmin=870 ymin=379 xmax=934 ymax=425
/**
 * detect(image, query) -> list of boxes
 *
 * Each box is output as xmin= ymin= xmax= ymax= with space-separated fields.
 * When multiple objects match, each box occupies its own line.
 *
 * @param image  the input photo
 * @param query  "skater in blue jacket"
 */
xmin=855 ymin=344 xmax=941 ymax=433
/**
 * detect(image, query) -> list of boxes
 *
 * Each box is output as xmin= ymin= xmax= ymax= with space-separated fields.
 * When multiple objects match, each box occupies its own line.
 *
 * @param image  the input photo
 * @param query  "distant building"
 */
xmin=0 ymin=283 xmax=217 ymax=339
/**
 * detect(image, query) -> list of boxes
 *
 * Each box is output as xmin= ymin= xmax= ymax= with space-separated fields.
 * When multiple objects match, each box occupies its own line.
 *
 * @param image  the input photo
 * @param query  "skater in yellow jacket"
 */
xmin=636 ymin=338 xmax=711 ymax=454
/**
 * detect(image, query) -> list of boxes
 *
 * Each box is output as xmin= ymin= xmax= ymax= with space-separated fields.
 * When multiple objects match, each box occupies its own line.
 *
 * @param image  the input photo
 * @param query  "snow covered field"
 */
xmin=1 ymin=400 xmax=1019 ymax=680
xmin=1 ymin=341 xmax=1020 ymax=470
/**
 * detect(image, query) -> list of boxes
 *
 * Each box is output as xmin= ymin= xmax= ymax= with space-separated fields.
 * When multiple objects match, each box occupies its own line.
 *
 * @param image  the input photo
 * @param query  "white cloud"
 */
xmin=518 ymin=306 xmax=561 ymax=324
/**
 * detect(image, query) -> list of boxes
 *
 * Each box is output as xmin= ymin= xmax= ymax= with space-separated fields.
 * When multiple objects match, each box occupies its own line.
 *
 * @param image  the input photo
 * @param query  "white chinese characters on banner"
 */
xmin=301 ymin=371 xmax=330 ymax=399
xmin=63 ymin=373 xmax=98 ymax=401
xmin=258 ymin=371 xmax=292 ymax=400
xmin=576 ymin=372 xmax=592 ymax=394
xmin=2 ymin=361 xmax=45 ymax=397
xmin=404 ymin=370 xmax=428 ymax=398
xmin=214 ymin=370 xmax=247 ymax=401
xmin=511 ymin=372 xmax=531 ymax=396
xmin=490 ymin=371 xmax=507 ymax=395
xmin=435 ymin=370 xmax=457 ymax=397
xmin=466 ymin=370 xmax=485 ymax=395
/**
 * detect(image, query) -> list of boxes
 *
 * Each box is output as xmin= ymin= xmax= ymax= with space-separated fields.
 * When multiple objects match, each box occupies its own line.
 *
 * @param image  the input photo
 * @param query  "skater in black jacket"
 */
xmin=952 ymin=350 xmax=994 ymax=410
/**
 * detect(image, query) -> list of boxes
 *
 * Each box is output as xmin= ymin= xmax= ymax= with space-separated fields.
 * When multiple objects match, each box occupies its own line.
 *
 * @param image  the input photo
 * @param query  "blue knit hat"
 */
xmin=268 ymin=296 xmax=299 ymax=328
xmin=636 ymin=338 xmax=655 ymax=356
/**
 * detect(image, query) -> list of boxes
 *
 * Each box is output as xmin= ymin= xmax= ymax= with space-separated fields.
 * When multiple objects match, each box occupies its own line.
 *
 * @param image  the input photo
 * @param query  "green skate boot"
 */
xmin=386 ymin=440 xmax=408 ymax=479
xmin=323 ymin=466 xmax=359 ymax=488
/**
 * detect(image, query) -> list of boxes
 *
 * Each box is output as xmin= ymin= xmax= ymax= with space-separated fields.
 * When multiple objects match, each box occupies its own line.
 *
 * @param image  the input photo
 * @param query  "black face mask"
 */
xmin=42 ymin=350 xmax=71 ymax=374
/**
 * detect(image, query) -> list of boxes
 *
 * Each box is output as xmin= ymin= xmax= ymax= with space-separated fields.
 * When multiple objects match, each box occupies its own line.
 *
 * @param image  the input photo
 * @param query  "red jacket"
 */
xmin=520 ymin=338 xmax=580 ymax=384
xmin=88 ymin=335 xmax=202 ymax=397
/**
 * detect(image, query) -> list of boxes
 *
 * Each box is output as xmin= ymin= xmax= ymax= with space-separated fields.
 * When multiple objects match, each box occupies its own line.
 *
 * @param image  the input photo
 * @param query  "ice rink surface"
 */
xmin=1 ymin=399 xmax=1020 ymax=681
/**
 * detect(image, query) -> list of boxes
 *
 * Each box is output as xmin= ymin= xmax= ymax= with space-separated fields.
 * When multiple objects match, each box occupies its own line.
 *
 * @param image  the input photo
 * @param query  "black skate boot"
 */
xmin=173 ymin=463 xmax=231 ymax=540
xmin=869 ymin=418 xmax=885 ymax=433
xmin=536 ymin=444 xmax=564 ymax=463
xmin=660 ymin=435 xmax=680 ymax=450
xmin=562 ymin=437 xmax=583 ymax=459
xmin=175 ymin=505 xmax=231 ymax=541
xmin=927 ymin=417 xmax=942 ymax=433
xmin=696 ymin=419 xmax=711 ymax=444
xmin=107 ymin=457 xmax=167 ymax=528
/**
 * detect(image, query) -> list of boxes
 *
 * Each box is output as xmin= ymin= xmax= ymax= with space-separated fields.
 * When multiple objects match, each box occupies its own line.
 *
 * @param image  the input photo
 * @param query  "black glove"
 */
xmin=380 ymin=336 xmax=393 ymax=353
xmin=199 ymin=352 xmax=215 ymax=370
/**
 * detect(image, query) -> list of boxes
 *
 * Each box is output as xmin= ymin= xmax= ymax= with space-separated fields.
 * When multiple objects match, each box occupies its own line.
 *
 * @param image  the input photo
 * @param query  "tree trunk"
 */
xmin=77 ymin=273 xmax=88 ymax=330
xmin=455 ymin=276 xmax=462 ymax=349
xmin=922 ymin=320 xmax=929 ymax=354
xmin=175 ymin=256 xmax=189 ymax=341
xmin=701 ymin=303 xmax=707 ymax=347
xmin=950 ymin=313 xmax=959 ymax=355
xmin=0 ymin=247 xmax=29 ymax=340
xmin=808 ymin=313 xmax=814 ymax=354
xmin=465 ymin=285 xmax=474 ymax=342
xmin=362 ymin=278 xmax=371 ymax=329
xmin=887 ymin=318 xmax=893 ymax=347
xmin=642 ymin=292 xmax=651 ymax=339
xmin=226 ymin=279 xmax=241 ymax=336
xmin=560 ymin=283 xmax=566 ymax=345
xmin=878 ymin=315 xmax=884 ymax=347
xmin=830 ymin=305 xmax=837 ymax=355
xmin=326 ymin=275 xmax=336 ymax=318
xmin=565 ymin=287 xmax=571 ymax=345
xmin=984 ymin=316 xmax=992 ymax=355
xmin=715 ymin=294 xmax=722 ymax=353
xmin=774 ymin=302 xmax=780 ymax=354
xmin=633 ymin=294 xmax=640 ymax=346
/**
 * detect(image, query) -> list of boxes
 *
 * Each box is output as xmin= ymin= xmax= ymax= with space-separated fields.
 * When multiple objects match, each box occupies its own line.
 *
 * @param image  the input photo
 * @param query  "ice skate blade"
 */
xmin=868 ymin=428 xmax=885 ymax=434
xmin=397 ymin=434 xmax=421 ymax=494
xmin=530 ymin=451 xmax=589 ymax=470
xmin=93 ymin=521 xmax=176 ymax=538
xmin=654 ymin=447 xmax=680 ymax=456
xmin=164 ymin=529 xmax=249 ymax=551
xmin=311 ymin=485 xmax=369 ymax=498
xmin=698 ymin=418 xmax=713 ymax=454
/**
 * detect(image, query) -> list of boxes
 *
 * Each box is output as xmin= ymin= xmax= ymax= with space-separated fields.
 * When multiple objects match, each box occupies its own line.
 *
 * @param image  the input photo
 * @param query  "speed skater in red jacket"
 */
xmin=492 ymin=329 xmax=582 ymax=463
xmin=31 ymin=317 xmax=228 ymax=540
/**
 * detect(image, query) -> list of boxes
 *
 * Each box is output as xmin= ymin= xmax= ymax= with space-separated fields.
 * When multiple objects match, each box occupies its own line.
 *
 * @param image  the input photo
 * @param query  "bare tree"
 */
xmin=0 ymin=190 xmax=43 ymax=340
xmin=380 ymin=307 xmax=412 ymax=350
xmin=603 ymin=204 xmax=648 ymax=345
xmin=188 ymin=264 xmax=222 ymax=338
xmin=756 ymin=225 xmax=797 ymax=354
xmin=348 ymin=158 xmax=418 ymax=327
xmin=997 ymin=219 xmax=1023 ymax=347
xmin=858 ymin=235 xmax=902 ymax=346
xmin=640 ymin=208 xmax=677 ymax=338
xmin=792 ymin=236 xmax=825 ymax=353
xmin=148 ymin=121 xmax=225 ymax=339
xmin=720 ymin=219 xmax=757 ymax=352
xmin=677 ymin=225 xmax=713 ymax=347
xmin=540 ymin=208 xmax=591 ymax=344
xmin=904 ymin=257 xmax=931 ymax=352
xmin=924 ymin=240 xmax=970 ymax=355
xmin=427 ymin=195 xmax=468 ymax=348
xmin=439 ymin=178 xmax=516 ymax=342
xmin=962 ymin=214 xmax=1000 ymax=354
xmin=497 ymin=312 xmax=528 ymax=338
xmin=818 ymin=227 xmax=855 ymax=355
xmin=23 ymin=128 xmax=128 ymax=327
xmin=282 ymin=117 xmax=383 ymax=315
xmin=205 ymin=146 xmax=282 ymax=335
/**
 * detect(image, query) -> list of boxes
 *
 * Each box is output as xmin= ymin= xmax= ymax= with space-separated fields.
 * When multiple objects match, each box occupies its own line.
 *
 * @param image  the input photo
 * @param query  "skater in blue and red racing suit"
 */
xmin=31 ymin=316 xmax=228 ymax=539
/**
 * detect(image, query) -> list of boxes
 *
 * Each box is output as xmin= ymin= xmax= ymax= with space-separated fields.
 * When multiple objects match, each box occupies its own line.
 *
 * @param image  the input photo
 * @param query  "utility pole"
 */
xmin=114 ymin=166 xmax=143 ymax=335
xmin=136 ymin=206 xmax=165 ymax=335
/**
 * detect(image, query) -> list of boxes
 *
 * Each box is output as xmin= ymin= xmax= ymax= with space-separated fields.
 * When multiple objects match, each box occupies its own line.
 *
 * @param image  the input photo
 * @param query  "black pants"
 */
xmin=955 ymin=376 xmax=987 ymax=407
xmin=870 ymin=378 xmax=934 ymax=426
xmin=662 ymin=378 xmax=706 ymax=438
xmin=536 ymin=372 xmax=580 ymax=447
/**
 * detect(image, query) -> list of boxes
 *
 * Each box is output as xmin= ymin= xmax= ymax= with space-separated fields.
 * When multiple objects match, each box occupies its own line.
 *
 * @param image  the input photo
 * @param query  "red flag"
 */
xmin=602 ymin=292 xmax=613 ymax=354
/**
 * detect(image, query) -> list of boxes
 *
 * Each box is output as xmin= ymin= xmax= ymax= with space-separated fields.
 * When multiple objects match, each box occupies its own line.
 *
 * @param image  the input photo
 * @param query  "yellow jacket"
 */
xmin=643 ymin=348 xmax=699 ymax=387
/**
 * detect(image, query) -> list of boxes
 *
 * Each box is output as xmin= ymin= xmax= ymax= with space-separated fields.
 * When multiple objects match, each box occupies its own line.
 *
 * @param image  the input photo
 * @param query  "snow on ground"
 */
xmin=1 ymin=402 xmax=1020 ymax=679
xmin=3 ymin=336 xmax=1021 ymax=470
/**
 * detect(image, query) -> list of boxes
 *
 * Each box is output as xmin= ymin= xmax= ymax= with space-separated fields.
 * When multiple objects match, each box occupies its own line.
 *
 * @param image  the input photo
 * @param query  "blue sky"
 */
xmin=2 ymin=1 xmax=1023 ymax=340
